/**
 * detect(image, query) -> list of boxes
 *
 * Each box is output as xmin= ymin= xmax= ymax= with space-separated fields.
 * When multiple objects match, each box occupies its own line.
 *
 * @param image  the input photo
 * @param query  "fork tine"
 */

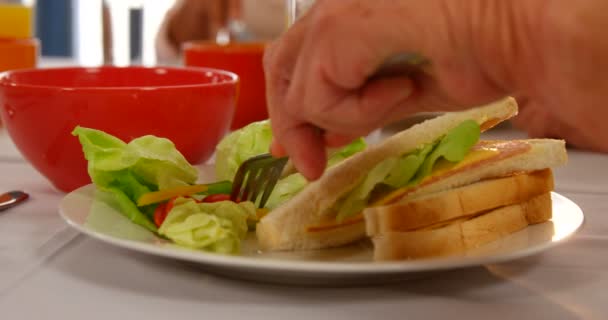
xmin=247 ymin=162 xmax=275 ymax=205
xmin=230 ymin=166 xmax=247 ymax=202
xmin=249 ymin=161 xmax=276 ymax=204
xmin=230 ymin=153 xmax=289 ymax=208
xmin=247 ymin=157 xmax=277 ymax=202
xmin=230 ymin=153 xmax=272 ymax=202
xmin=257 ymin=158 xmax=288 ymax=208
xmin=241 ymin=164 xmax=266 ymax=202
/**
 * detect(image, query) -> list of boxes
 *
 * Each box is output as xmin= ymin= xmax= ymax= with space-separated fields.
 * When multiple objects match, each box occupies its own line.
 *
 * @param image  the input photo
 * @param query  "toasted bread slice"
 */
xmin=257 ymin=98 xmax=519 ymax=251
xmin=372 ymin=192 xmax=552 ymax=260
xmin=365 ymin=169 xmax=554 ymax=236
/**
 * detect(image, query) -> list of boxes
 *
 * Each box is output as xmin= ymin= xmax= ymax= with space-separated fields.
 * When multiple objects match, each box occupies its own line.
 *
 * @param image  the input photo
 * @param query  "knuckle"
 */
xmin=307 ymin=4 xmax=378 ymax=89
xmin=262 ymin=42 xmax=277 ymax=71
xmin=320 ymin=45 xmax=375 ymax=90
xmin=309 ymin=0 xmax=341 ymax=34
xmin=263 ymin=46 xmax=282 ymax=78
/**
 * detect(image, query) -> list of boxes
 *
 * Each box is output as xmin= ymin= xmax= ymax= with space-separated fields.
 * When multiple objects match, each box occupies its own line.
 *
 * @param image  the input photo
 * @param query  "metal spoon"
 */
xmin=0 ymin=191 xmax=29 ymax=211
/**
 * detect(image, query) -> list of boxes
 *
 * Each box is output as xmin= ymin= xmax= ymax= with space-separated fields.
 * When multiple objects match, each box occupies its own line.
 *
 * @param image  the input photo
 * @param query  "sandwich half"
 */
xmin=365 ymin=169 xmax=555 ymax=260
xmin=256 ymin=97 xmax=568 ymax=255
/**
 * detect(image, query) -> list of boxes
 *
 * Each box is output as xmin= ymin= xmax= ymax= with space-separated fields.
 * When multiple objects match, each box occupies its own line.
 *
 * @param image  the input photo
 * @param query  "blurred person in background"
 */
xmin=156 ymin=0 xmax=284 ymax=62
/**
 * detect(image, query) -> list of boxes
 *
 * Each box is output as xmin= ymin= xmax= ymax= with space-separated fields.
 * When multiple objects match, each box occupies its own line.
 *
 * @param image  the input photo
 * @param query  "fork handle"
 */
xmin=373 ymin=52 xmax=431 ymax=78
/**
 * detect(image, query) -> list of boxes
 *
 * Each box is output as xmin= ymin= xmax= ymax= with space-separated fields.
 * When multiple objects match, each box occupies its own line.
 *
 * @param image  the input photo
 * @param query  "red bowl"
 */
xmin=183 ymin=41 xmax=268 ymax=130
xmin=0 ymin=66 xmax=238 ymax=192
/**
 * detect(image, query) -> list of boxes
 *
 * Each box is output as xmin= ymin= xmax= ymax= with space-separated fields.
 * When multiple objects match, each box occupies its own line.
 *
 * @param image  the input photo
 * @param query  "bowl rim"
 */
xmin=0 ymin=65 xmax=239 ymax=90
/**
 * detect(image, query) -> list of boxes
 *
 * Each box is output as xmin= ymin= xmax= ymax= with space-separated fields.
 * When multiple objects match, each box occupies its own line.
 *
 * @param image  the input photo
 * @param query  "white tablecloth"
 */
xmin=0 ymin=121 xmax=606 ymax=319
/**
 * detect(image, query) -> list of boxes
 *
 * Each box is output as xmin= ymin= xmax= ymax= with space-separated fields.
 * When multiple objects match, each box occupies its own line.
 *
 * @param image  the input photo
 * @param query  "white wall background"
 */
xmin=72 ymin=0 xmax=174 ymax=67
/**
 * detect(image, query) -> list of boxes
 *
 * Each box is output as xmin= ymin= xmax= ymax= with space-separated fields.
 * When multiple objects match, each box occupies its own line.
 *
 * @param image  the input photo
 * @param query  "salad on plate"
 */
xmin=72 ymin=122 xmax=366 ymax=254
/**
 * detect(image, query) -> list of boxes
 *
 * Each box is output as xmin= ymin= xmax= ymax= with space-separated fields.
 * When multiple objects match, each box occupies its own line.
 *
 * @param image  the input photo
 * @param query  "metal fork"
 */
xmin=230 ymin=153 xmax=289 ymax=208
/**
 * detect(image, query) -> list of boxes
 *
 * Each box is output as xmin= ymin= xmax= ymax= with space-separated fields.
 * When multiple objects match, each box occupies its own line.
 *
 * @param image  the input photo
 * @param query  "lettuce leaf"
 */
xmin=335 ymin=157 xmax=399 ymax=221
xmin=327 ymin=138 xmax=367 ymax=167
xmin=158 ymin=198 xmax=256 ymax=254
xmin=264 ymin=172 xmax=308 ymax=210
xmin=335 ymin=120 xmax=481 ymax=221
xmin=72 ymin=126 xmax=199 ymax=232
xmin=413 ymin=119 xmax=481 ymax=182
xmin=384 ymin=143 xmax=435 ymax=188
xmin=215 ymin=120 xmax=273 ymax=181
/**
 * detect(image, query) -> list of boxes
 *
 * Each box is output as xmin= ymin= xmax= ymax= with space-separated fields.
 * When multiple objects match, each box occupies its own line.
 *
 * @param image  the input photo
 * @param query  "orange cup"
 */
xmin=183 ymin=41 xmax=268 ymax=130
xmin=0 ymin=38 xmax=38 ymax=72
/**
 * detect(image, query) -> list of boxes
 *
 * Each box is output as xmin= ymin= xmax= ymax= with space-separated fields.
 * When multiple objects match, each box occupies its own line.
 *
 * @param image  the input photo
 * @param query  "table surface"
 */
xmin=0 ymin=59 xmax=606 ymax=319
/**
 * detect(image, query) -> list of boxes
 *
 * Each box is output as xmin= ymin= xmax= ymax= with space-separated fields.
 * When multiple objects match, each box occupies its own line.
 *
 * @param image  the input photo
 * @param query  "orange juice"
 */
xmin=0 ymin=38 xmax=38 ymax=72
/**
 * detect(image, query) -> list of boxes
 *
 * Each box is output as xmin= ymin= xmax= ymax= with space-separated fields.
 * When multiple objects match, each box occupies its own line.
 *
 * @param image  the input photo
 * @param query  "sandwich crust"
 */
xmin=365 ymin=169 xmax=555 ymax=236
xmin=372 ymin=192 xmax=553 ymax=260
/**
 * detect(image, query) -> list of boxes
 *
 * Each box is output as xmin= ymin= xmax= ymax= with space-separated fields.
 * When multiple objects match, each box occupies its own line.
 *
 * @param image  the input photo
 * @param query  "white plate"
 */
xmin=59 ymin=184 xmax=584 ymax=286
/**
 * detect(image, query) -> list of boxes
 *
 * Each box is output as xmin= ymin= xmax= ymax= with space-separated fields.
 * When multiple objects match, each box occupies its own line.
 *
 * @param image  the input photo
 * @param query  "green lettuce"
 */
xmin=384 ymin=144 xmax=435 ymax=187
xmin=327 ymin=138 xmax=367 ymax=167
xmin=158 ymin=198 xmax=256 ymax=254
xmin=413 ymin=119 xmax=481 ymax=182
xmin=264 ymin=172 xmax=308 ymax=210
xmin=335 ymin=120 xmax=481 ymax=221
xmin=334 ymin=157 xmax=399 ymax=221
xmin=72 ymin=126 xmax=199 ymax=232
xmin=215 ymin=120 xmax=273 ymax=181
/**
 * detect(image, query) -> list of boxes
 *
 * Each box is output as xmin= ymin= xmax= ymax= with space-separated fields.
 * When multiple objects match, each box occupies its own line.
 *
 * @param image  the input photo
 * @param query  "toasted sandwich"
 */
xmin=256 ymin=97 xmax=567 ymax=259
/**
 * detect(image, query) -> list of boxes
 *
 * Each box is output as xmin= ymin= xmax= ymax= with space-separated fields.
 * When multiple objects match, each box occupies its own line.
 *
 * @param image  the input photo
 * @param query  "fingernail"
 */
xmin=301 ymin=162 xmax=324 ymax=181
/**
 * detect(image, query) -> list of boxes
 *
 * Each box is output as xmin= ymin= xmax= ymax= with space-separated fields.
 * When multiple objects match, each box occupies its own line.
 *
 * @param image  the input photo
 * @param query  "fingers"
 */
xmin=266 ymin=0 xmax=429 ymax=178
xmin=300 ymin=76 xmax=416 ymax=136
xmin=324 ymin=132 xmax=358 ymax=148
xmin=273 ymin=123 xmax=327 ymax=181
xmin=264 ymin=12 xmax=329 ymax=180
xmin=263 ymin=11 xmax=312 ymax=133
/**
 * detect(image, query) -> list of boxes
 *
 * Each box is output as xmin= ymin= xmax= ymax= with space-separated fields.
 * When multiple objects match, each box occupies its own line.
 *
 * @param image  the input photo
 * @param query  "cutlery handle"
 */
xmin=0 ymin=190 xmax=28 ymax=211
xmin=373 ymin=52 xmax=431 ymax=78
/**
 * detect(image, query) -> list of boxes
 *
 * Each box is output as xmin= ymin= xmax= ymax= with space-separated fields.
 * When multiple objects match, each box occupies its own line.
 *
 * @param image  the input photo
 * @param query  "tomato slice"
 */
xmin=201 ymin=194 xmax=232 ymax=203
xmin=153 ymin=203 xmax=168 ymax=228
xmin=153 ymin=197 xmax=178 ymax=227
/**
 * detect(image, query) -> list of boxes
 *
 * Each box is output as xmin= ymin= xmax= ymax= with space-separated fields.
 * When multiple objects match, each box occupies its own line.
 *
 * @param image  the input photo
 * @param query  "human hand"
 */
xmin=264 ymin=0 xmax=608 ymax=180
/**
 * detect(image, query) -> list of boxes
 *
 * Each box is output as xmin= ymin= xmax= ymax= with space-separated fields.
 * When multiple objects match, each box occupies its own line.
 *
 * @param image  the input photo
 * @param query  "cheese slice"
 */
xmin=375 ymin=148 xmax=500 ymax=206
